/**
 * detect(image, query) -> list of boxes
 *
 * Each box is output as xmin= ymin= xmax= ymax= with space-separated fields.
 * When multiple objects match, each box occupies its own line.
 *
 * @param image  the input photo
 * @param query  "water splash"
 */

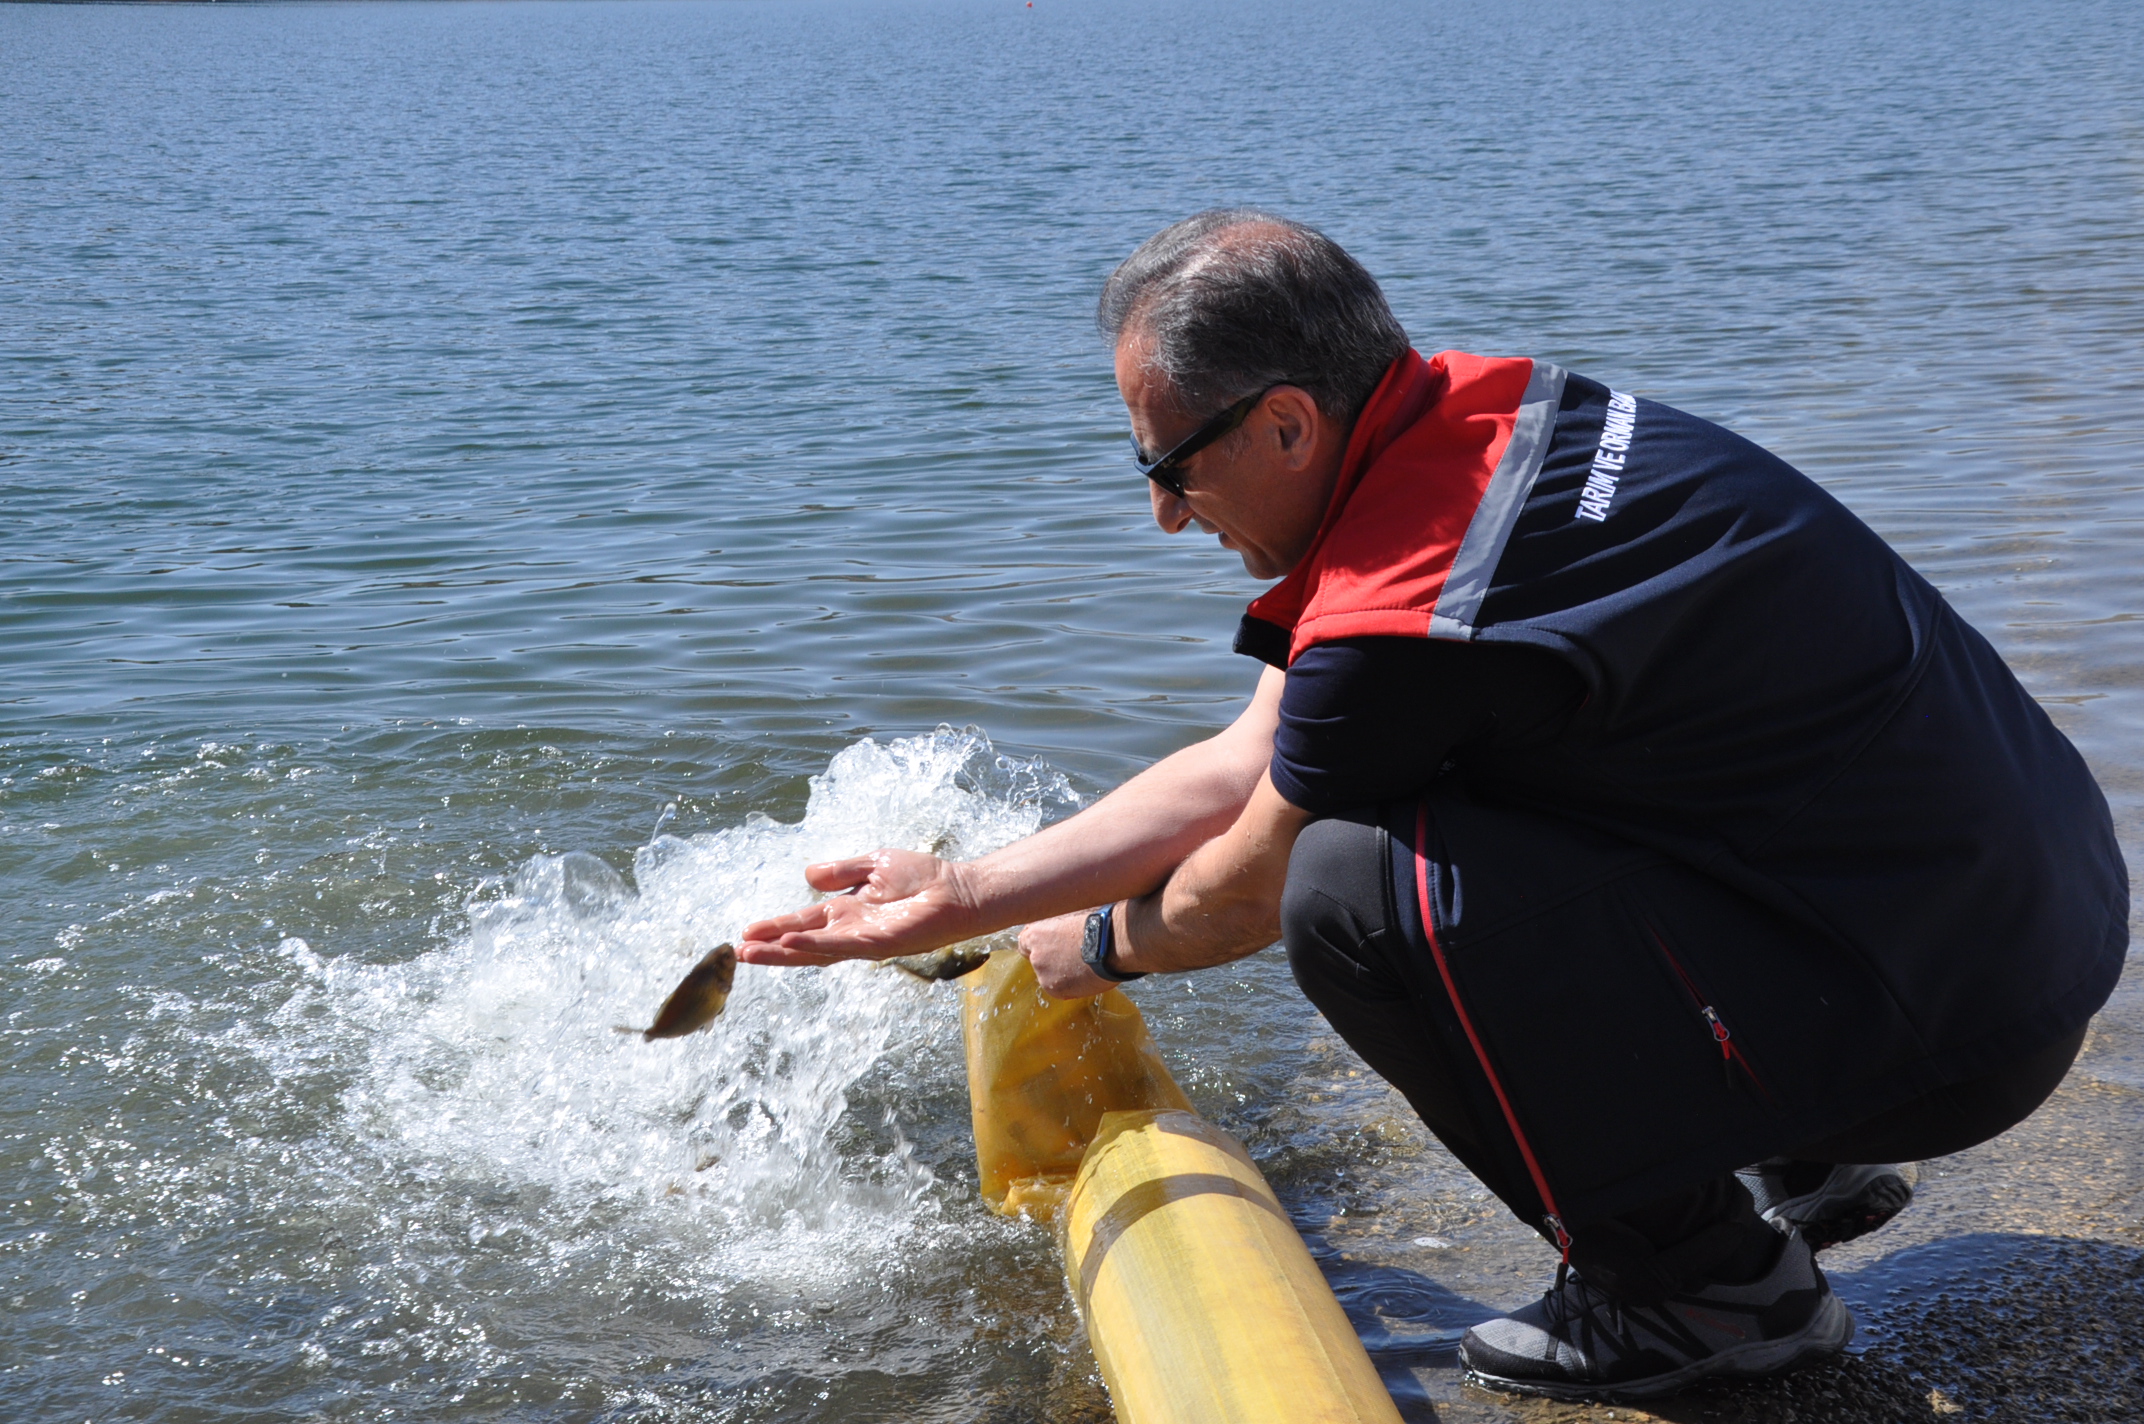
xmin=283 ymin=728 xmax=1076 ymax=1288
xmin=8 ymin=727 xmax=1103 ymax=1417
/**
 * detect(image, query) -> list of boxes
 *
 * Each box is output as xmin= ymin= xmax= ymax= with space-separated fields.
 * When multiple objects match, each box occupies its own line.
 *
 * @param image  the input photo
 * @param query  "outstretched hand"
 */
xmin=736 ymin=849 xmax=983 ymax=966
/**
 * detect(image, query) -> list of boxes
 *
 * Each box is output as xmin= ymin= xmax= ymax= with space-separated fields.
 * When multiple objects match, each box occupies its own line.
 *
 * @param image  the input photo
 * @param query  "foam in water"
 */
xmin=263 ymin=728 xmax=1076 ymax=1294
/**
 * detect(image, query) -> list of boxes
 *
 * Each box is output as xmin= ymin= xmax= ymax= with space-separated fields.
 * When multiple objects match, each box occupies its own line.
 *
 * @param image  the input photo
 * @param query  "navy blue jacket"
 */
xmin=1243 ymin=352 xmax=2126 ymax=1200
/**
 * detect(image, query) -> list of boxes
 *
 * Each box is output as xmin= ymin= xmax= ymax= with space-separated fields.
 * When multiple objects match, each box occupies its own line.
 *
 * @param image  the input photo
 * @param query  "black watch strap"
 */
xmin=1081 ymin=902 xmax=1146 ymax=983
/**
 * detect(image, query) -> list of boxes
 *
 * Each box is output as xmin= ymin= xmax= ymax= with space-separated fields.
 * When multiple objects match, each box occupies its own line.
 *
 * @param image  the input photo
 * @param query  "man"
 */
xmin=739 ymin=211 xmax=2126 ymax=1400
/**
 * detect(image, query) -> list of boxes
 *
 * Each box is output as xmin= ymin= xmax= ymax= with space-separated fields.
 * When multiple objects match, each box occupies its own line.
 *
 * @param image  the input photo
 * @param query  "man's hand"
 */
xmin=736 ymin=849 xmax=981 ymax=966
xmin=738 ymin=665 xmax=1287 ymax=974
xmin=1020 ymin=909 xmax=1118 ymax=999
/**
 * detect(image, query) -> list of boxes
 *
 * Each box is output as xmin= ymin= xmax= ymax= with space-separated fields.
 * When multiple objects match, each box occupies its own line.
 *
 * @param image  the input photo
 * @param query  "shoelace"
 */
xmin=1541 ymin=1271 xmax=1628 ymax=1335
xmin=1539 ymin=1270 xmax=1701 ymax=1371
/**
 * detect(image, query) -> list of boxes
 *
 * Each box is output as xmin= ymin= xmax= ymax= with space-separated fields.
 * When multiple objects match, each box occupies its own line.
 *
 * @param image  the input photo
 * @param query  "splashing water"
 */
xmin=311 ymin=731 xmax=1072 ymax=1281
xmin=343 ymin=736 xmax=1055 ymax=1253
xmin=11 ymin=729 xmax=1091 ymax=1418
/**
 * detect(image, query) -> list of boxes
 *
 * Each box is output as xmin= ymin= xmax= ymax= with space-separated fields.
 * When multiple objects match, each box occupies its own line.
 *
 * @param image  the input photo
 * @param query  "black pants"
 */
xmin=1280 ymin=806 xmax=2085 ymax=1297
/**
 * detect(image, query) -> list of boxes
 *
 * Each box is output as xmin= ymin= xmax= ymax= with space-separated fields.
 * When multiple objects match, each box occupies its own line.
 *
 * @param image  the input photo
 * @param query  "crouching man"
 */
xmin=740 ymin=211 xmax=2126 ymax=1400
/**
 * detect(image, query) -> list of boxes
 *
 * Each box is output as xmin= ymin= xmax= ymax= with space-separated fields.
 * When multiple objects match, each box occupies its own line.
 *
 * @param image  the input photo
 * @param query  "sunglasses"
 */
xmin=1128 ymin=385 xmax=1282 ymax=499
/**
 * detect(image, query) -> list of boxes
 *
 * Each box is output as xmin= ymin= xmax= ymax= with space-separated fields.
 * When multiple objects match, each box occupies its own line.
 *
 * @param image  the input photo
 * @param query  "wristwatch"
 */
xmin=1081 ymin=902 xmax=1146 ymax=983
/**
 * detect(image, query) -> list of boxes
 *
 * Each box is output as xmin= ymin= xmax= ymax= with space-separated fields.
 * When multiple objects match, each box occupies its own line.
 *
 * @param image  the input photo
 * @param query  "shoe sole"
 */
xmin=1463 ymin=1293 xmax=1856 ymax=1403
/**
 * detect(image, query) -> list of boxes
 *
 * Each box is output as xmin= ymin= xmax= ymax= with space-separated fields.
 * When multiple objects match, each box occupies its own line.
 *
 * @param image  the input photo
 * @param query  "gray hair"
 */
xmin=1097 ymin=210 xmax=1409 ymax=424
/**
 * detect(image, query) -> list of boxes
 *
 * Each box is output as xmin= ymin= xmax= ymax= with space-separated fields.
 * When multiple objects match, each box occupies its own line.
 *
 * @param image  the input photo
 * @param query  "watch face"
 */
xmin=1082 ymin=909 xmax=1104 ymax=960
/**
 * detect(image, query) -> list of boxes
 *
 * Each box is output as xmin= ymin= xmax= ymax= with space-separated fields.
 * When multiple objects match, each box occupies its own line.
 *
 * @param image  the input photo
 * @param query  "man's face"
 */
xmin=1114 ymin=331 xmax=1344 ymax=582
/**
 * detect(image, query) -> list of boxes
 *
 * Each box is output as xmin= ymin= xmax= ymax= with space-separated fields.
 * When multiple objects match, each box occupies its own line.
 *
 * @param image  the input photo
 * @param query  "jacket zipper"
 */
xmin=1414 ymin=801 xmax=1572 ymax=1262
xmin=1644 ymin=922 xmax=1772 ymax=1101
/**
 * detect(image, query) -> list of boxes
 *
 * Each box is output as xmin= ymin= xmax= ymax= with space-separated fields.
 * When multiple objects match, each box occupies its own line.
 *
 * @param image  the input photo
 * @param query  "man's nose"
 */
xmin=1150 ymin=481 xmax=1195 ymax=532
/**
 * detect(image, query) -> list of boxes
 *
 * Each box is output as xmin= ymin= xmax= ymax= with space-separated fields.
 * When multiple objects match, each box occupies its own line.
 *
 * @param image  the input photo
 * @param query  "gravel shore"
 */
xmin=1554 ymin=1235 xmax=2144 ymax=1424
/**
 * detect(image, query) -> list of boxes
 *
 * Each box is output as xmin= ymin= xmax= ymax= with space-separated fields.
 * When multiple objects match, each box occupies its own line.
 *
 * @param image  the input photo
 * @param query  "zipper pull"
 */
xmin=1701 ymin=1006 xmax=1735 ymax=1089
xmin=1546 ymin=1213 xmax=1572 ymax=1292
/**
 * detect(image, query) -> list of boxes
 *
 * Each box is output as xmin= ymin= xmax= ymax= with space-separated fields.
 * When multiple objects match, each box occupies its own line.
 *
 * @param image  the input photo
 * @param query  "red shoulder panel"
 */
xmin=1246 ymin=349 xmax=1535 ymax=663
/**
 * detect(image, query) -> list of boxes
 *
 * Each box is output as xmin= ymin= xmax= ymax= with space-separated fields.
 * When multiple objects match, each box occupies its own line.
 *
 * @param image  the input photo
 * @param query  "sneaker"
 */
xmin=1459 ymin=1231 xmax=1854 ymax=1401
xmin=1735 ymin=1159 xmax=1912 ymax=1249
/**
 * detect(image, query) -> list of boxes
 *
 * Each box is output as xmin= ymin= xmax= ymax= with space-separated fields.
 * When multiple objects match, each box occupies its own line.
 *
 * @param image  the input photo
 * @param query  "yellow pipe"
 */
xmin=1063 ymin=1109 xmax=1406 ymax=1424
xmin=963 ymin=951 xmax=1402 ymax=1424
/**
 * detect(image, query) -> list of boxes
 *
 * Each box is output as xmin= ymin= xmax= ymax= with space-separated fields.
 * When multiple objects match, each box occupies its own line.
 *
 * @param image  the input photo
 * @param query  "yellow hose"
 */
xmin=964 ymin=946 xmax=1190 ymax=1219
xmin=963 ymin=950 xmax=1402 ymax=1424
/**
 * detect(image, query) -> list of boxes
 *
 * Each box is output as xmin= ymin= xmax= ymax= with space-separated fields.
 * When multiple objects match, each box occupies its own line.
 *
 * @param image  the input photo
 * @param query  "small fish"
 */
xmin=885 ymin=943 xmax=993 ymax=982
xmin=616 ymin=943 xmax=738 ymax=1041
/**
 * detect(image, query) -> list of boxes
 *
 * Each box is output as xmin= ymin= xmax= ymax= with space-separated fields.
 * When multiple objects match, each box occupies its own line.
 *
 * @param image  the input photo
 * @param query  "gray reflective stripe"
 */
xmin=1430 ymin=360 xmax=1567 ymax=638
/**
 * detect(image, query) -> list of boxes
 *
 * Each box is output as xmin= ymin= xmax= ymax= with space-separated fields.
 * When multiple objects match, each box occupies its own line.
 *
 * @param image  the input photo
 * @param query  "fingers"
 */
xmin=803 ymin=856 xmax=879 ymax=893
xmin=1019 ymin=912 xmax=1113 ymax=1000
xmin=737 ymin=903 xmax=832 ymax=944
xmin=736 ymin=903 xmax=898 ymax=962
xmin=735 ymin=941 xmax=850 ymax=968
xmin=748 ymin=928 xmax=895 ymax=959
xmin=736 ymin=908 xmax=881 ymax=963
xmin=805 ymin=847 xmax=946 ymax=903
xmin=738 ymin=850 xmax=955 ymax=965
xmin=1031 ymin=958 xmax=1114 ymax=1000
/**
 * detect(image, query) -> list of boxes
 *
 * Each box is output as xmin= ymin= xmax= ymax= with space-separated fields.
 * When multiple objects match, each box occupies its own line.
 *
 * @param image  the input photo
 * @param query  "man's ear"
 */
xmin=1268 ymin=386 xmax=1323 ymax=469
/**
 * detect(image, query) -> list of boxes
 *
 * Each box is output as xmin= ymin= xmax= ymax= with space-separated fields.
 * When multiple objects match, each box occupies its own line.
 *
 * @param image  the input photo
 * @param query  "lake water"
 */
xmin=4 ymin=1 xmax=2141 ymax=1419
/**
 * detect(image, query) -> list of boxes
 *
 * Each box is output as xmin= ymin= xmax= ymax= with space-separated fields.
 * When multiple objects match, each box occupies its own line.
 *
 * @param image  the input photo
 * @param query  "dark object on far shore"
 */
xmin=617 ymin=944 xmax=738 ymax=1040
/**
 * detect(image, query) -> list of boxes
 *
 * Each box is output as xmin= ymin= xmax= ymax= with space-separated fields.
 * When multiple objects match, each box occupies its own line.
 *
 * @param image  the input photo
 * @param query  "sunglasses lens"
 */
xmin=1129 ymin=434 xmax=1182 ymax=496
xmin=1130 ymin=385 xmax=1272 ymax=496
